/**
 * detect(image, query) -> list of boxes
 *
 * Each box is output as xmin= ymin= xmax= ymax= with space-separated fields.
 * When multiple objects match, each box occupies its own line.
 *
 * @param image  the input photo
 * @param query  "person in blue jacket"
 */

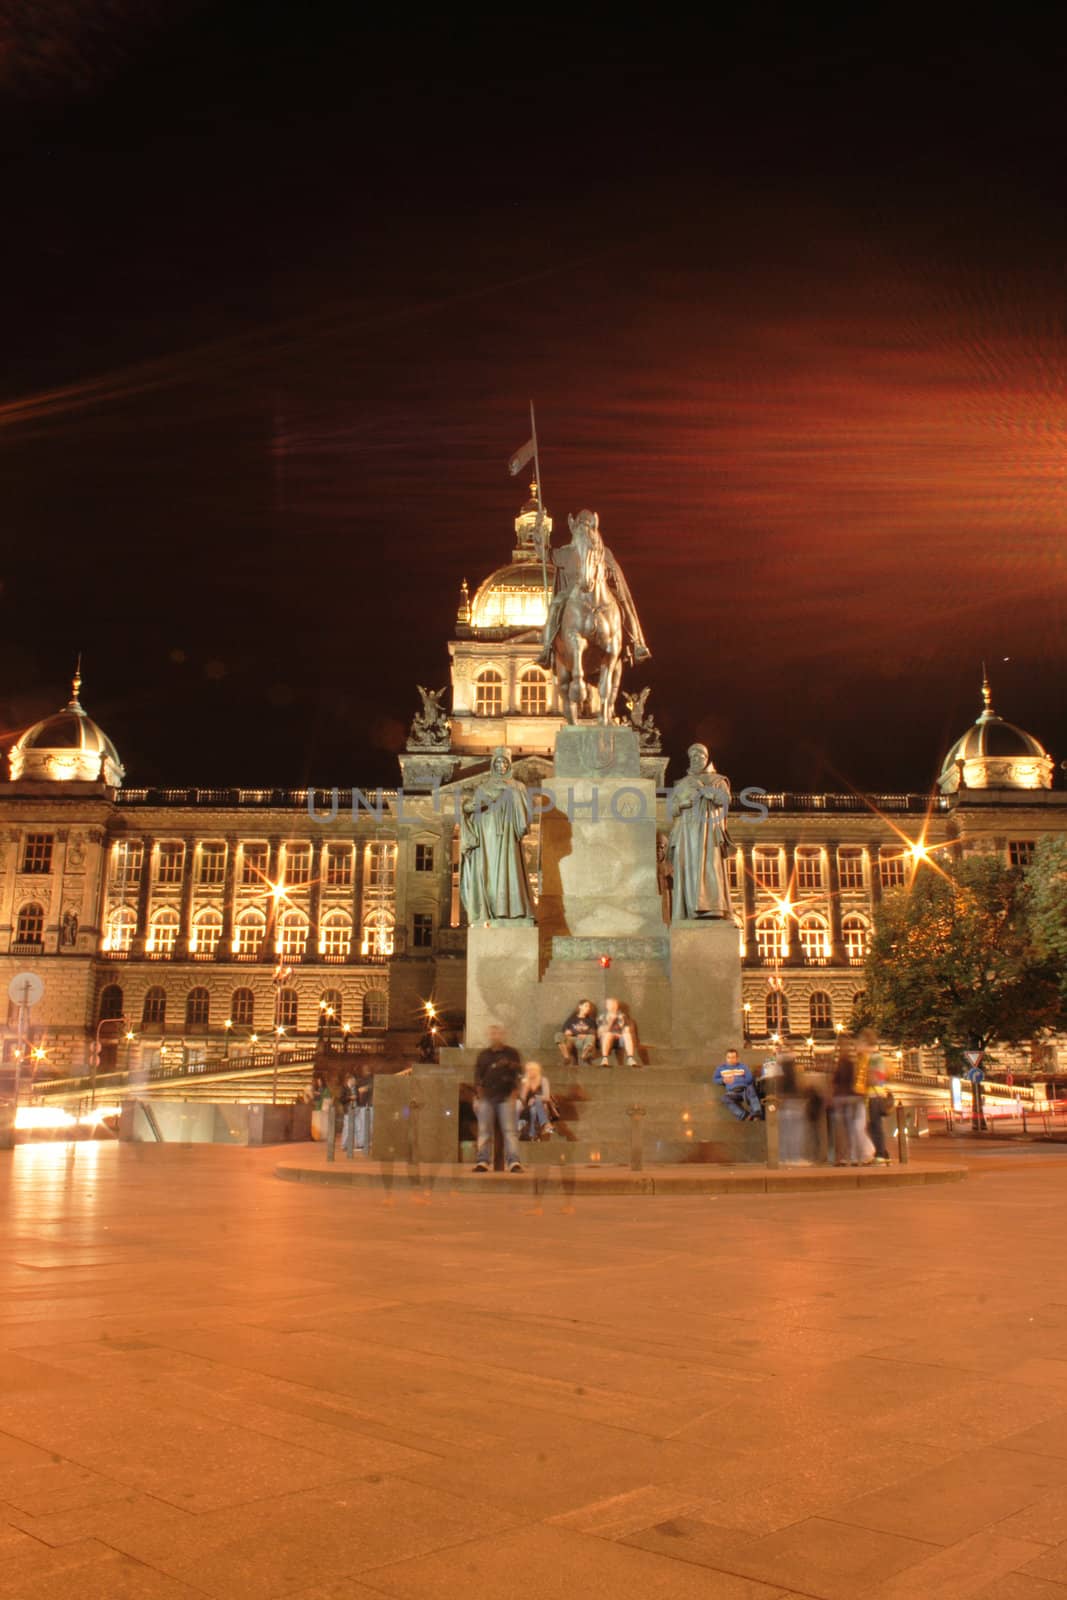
xmin=713 ymin=1049 xmax=763 ymax=1120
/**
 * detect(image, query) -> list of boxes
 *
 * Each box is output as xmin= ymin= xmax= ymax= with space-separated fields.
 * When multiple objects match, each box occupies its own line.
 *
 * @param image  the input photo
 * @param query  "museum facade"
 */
xmin=2 ymin=487 xmax=1065 ymax=1077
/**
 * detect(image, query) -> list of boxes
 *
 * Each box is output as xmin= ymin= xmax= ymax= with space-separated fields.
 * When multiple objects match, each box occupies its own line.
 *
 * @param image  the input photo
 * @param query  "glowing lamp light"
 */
xmin=223 ymin=1019 xmax=233 ymax=1031
xmin=31 ymin=1046 xmax=47 ymax=1062
xmin=910 ymin=840 xmax=929 ymax=861
xmin=250 ymin=1033 xmax=259 ymax=1044
xmin=231 ymin=936 xmax=240 ymax=953
xmin=124 ymin=1031 xmax=135 ymax=1044
xmin=597 ymin=954 xmax=612 ymax=969
xmin=188 ymin=934 xmax=198 ymax=953
xmin=771 ymin=1032 xmax=781 ymax=1045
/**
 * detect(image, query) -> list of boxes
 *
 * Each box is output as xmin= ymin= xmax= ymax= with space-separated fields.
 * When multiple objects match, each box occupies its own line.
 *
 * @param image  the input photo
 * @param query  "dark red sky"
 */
xmin=2 ymin=8 xmax=1065 ymax=791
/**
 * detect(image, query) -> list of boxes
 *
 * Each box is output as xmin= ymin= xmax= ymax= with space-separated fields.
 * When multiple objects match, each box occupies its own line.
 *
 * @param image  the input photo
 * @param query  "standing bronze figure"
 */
xmin=668 ymin=743 xmax=734 ymax=919
xmin=459 ymin=747 xmax=533 ymax=923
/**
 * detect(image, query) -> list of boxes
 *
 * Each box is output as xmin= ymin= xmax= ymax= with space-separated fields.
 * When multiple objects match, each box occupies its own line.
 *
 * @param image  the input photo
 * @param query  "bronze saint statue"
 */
xmin=667 ymin=743 xmax=734 ymax=920
xmin=459 ymin=747 xmax=533 ymax=923
xmin=538 ymin=509 xmax=649 ymax=725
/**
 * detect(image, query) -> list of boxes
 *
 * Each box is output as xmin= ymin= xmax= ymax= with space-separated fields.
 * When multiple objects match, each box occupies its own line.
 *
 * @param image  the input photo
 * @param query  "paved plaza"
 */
xmin=1 ymin=1142 xmax=1067 ymax=1599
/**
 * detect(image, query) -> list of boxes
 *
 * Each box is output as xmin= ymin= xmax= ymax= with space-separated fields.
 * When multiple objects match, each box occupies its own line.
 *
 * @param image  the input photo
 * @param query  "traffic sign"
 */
xmin=963 ymin=1050 xmax=984 ymax=1069
xmin=8 ymin=972 xmax=44 ymax=1008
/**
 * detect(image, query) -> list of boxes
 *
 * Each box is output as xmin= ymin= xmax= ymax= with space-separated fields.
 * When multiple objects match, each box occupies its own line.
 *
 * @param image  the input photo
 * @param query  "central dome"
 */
xmin=938 ymin=676 xmax=1052 ymax=793
xmin=8 ymin=668 xmax=125 ymax=786
xmin=469 ymin=560 xmax=549 ymax=630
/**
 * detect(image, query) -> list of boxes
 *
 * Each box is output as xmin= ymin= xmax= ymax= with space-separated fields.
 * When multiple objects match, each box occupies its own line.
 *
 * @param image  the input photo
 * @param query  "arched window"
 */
xmin=361 ymin=906 xmax=395 ymax=957
xmin=362 ymin=988 xmax=388 ymax=1029
xmin=147 ymin=908 xmax=179 ymax=956
xmin=319 ymin=989 xmax=343 ymax=1027
xmin=191 ymin=908 xmax=222 ymax=957
xmin=105 ymin=907 xmax=136 ymax=952
xmin=15 ymin=903 xmax=44 ymax=946
xmin=809 ymin=991 xmax=833 ymax=1031
xmin=186 ymin=987 xmax=210 ymax=1028
xmin=766 ymin=991 xmax=789 ymax=1036
xmin=755 ymin=915 xmax=785 ymax=962
xmin=235 ymin=909 xmax=265 ymax=957
xmin=277 ymin=988 xmax=298 ymax=1031
xmin=842 ymin=916 xmax=869 ymax=965
xmin=798 ymin=916 xmax=830 ymax=965
xmin=142 ymin=987 xmax=167 ymax=1027
xmin=519 ymin=667 xmax=548 ymax=716
xmin=474 ymin=669 xmax=503 ymax=717
xmin=99 ymin=983 xmax=124 ymax=1022
xmin=278 ymin=911 xmax=309 ymax=960
xmin=320 ymin=910 xmax=352 ymax=959
xmin=231 ymin=987 xmax=254 ymax=1027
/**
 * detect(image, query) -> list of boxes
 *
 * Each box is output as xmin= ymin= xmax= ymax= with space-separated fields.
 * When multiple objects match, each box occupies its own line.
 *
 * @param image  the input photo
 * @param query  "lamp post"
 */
xmin=742 ymin=1000 xmax=751 ymax=1044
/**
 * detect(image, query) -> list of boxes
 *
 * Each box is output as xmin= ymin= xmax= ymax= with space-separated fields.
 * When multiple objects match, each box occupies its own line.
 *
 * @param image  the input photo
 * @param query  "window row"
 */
xmin=104 ymin=903 xmax=426 ymax=958
xmin=743 ymin=845 xmax=906 ymax=893
xmin=473 ymin=667 xmax=551 ymax=717
xmin=101 ymin=983 xmax=388 ymax=1032
xmin=753 ymin=914 xmax=870 ymax=964
xmin=108 ymin=839 xmax=408 ymax=890
xmin=755 ymin=990 xmax=861 ymax=1036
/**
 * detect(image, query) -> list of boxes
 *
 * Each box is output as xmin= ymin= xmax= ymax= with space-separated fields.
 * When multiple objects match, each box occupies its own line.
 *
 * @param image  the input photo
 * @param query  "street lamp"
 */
xmin=742 ymin=1000 xmax=751 ymax=1043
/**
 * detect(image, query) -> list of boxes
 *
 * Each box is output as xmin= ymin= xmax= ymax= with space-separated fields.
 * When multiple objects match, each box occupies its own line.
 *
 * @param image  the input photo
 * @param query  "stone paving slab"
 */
xmin=0 ymin=1140 xmax=1065 ymax=1600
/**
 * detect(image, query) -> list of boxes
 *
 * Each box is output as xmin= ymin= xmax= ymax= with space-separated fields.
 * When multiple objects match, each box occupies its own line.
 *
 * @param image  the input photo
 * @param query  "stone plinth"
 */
xmin=371 ymin=1067 xmax=460 ymax=1162
xmin=464 ymin=922 xmax=539 ymax=1047
xmin=670 ymin=919 xmax=744 ymax=1056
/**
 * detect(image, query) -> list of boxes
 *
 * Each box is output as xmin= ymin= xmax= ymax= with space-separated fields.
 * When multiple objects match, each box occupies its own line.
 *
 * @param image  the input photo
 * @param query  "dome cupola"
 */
xmin=938 ymin=672 xmax=1052 ymax=793
xmin=8 ymin=663 xmax=125 ymax=786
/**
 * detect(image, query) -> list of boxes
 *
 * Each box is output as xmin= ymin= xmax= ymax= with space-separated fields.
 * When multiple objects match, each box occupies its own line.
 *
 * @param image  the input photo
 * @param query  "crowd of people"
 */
xmin=713 ymin=1028 xmax=896 ymax=1166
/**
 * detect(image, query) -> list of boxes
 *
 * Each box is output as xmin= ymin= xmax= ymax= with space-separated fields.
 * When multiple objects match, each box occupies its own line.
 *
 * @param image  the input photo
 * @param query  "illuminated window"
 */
xmin=284 ymin=844 xmax=312 ymax=885
xmin=361 ymin=907 xmax=395 ymax=957
xmin=474 ymin=670 xmax=503 ymax=717
xmin=99 ymin=984 xmax=124 ymax=1022
xmin=231 ymin=987 xmax=254 ymax=1027
xmin=142 ymin=987 xmax=167 ymax=1026
xmin=192 ymin=909 xmax=222 ymax=956
xmin=320 ymin=911 xmax=352 ymax=958
xmin=728 ymin=850 xmax=741 ymax=892
xmin=241 ymin=844 xmax=269 ymax=885
xmin=796 ymin=849 xmax=823 ymax=891
xmin=414 ymin=843 xmax=434 ymax=873
xmin=364 ymin=841 xmax=397 ymax=890
xmin=798 ymin=917 xmax=829 ymax=965
xmin=148 ymin=909 xmax=179 ymax=955
xmin=362 ymin=989 xmax=388 ymax=1029
xmin=186 ymin=987 xmax=210 ymax=1028
xmin=324 ymin=845 xmax=352 ymax=886
xmin=105 ymin=907 xmax=137 ymax=952
xmin=15 ymin=903 xmax=44 ymax=945
xmin=838 ymin=847 xmax=866 ymax=890
xmin=112 ymin=839 xmax=143 ymax=884
xmin=766 ymin=992 xmax=789 ymax=1035
xmin=22 ymin=834 xmax=54 ymax=874
xmin=755 ymin=916 xmax=785 ymax=961
xmin=753 ymin=849 xmax=782 ymax=890
xmin=412 ymin=912 xmax=433 ymax=949
xmin=319 ymin=989 xmax=343 ymax=1025
xmin=235 ymin=911 xmax=264 ymax=956
xmin=519 ymin=668 xmax=548 ymax=716
xmin=156 ymin=843 xmax=185 ymax=884
xmin=879 ymin=850 xmax=906 ymax=889
xmin=277 ymin=988 xmax=298 ymax=1030
xmin=843 ymin=916 xmax=869 ymax=964
xmin=279 ymin=912 xmax=309 ymax=959
xmin=810 ymin=991 xmax=833 ymax=1031
xmin=198 ymin=843 xmax=226 ymax=885
xmin=1009 ymin=839 xmax=1036 ymax=869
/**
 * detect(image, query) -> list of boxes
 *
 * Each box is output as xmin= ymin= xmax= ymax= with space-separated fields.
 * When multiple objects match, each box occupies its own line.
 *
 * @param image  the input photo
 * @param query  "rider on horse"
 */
xmin=536 ymin=510 xmax=651 ymax=669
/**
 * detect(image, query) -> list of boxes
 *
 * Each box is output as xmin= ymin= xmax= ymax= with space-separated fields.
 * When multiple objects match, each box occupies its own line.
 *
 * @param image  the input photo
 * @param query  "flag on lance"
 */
xmin=508 ymin=436 xmax=536 ymax=477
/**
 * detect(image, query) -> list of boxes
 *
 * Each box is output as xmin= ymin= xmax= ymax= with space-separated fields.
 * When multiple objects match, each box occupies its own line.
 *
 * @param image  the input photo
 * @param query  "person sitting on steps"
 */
xmin=597 ymin=996 xmax=640 ymax=1069
xmin=558 ymin=999 xmax=598 ymax=1066
xmin=517 ymin=1060 xmax=556 ymax=1141
xmin=713 ymin=1048 xmax=763 ymax=1121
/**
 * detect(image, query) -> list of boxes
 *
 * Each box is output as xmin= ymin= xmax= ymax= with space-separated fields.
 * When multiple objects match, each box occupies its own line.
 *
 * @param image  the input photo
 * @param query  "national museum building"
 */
xmin=2 ymin=487 xmax=1065 ymax=1076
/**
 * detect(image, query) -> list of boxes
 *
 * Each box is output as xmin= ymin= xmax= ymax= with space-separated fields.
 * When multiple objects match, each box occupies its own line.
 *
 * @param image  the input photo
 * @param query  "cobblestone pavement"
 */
xmin=1 ymin=1139 xmax=1066 ymax=1599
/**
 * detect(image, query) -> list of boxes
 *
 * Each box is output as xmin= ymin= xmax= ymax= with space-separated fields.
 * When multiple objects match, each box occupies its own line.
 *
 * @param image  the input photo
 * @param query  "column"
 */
xmin=351 ymin=837 xmax=364 ymax=961
xmin=219 ymin=835 xmax=238 ymax=957
xmin=132 ymin=839 xmax=154 ymax=957
xmin=308 ymin=853 xmax=323 ymax=964
xmin=827 ymin=842 xmax=845 ymax=965
xmin=782 ymin=842 xmax=801 ymax=967
xmin=740 ymin=842 xmax=755 ymax=963
xmin=179 ymin=845 xmax=196 ymax=955
xmin=868 ymin=842 xmax=883 ymax=910
xmin=264 ymin=835 xmax=282 ymax=961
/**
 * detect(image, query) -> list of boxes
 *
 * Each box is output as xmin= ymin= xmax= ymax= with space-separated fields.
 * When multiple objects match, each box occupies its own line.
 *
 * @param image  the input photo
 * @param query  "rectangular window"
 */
xmin=727 ymin=851 xmax=740 ymax=892
xmin=412 ymin=912 xmax=433 ymax=949
xmin=796 ymin=850 xmax=823 ymax=891
xmin=198 ymin=843 xmax=226 ymax=885
xmin=285 ymin=845 xmax=312 ymax=885
xmin=1009 ymin=840 xmax=1036 ymax=869
xmin=112 ymin=840 xmax=143 ymax=884
xmin=21 ymin=834 xmax=54 ymax=874
xmin=324 ymin=845 xmax=352 ymax=887
xmin=156 ymin=843 xmax=185 ymax=884
xmin=241 ymin=844 xmax=269 ymax=885
xmin=365 ymin=841 xmax=397 ymax=891
xmin=838 ymin=848 xmax=865 ymax=890
xmin=753 ymin=850 xmax=781 ymax=890
xmin=880 ymin=851 xmax=906 ymax=890
xmin=415 ymin=843 xmax=434 ymax=873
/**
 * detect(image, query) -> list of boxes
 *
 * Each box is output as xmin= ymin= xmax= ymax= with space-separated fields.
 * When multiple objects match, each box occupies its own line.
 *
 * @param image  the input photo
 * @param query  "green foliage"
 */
xmin=862 ymin=853 xmax=1064 ymax=1060
xmin=1025 ymin=836 xmax=1067 ymax=969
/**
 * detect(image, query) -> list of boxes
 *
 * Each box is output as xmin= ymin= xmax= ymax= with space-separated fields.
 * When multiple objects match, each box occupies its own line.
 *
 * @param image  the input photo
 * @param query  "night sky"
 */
xmin=2 ymin=8 xmax=1065 ymax=793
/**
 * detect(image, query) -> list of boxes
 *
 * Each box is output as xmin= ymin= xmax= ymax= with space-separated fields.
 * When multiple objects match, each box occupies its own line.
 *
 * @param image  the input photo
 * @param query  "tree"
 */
xmin=858 ymin=853 xmax=1064 ymax=1064
xmin=1024 ymin=836 xmax=1067 ymax=977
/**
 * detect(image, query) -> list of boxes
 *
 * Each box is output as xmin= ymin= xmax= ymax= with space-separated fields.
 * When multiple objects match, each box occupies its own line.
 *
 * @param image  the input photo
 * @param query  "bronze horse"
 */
xmin=552 ymin=512 xmax=624 ymax=725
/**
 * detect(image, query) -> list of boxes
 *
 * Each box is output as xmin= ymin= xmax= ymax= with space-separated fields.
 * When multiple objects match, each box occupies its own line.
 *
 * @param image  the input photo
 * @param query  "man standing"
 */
xmin=473 ymin=1024 xmax=523 ymax=1173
